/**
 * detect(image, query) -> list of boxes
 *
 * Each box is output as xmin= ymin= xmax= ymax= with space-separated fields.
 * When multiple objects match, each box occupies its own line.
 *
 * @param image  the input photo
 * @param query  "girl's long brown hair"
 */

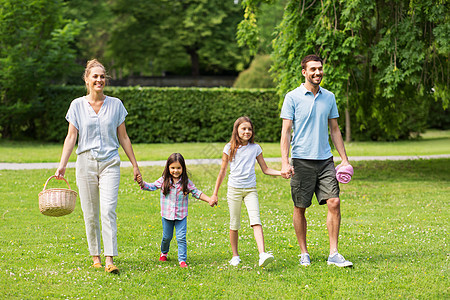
xmin=161 ymin=153 xmax=189 ymax=196
xmin=228 ymin=116 xmax=255 ymax=162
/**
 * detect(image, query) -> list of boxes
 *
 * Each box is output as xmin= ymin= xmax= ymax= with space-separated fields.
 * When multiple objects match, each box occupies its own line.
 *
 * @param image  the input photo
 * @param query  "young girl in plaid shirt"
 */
xmin=137 ymin=153 xmax=216 ymax=267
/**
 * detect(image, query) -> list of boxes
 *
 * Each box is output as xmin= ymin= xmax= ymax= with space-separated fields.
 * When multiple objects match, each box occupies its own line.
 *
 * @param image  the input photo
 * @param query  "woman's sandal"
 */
xmin=92 ymin=263 xmax=103 ymax=268
xmin=105 ymin=264 xmax=120 ymax=274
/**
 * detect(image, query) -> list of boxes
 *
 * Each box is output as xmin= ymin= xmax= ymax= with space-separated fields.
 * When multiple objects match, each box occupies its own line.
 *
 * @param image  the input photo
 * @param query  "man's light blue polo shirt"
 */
xmin=66 ymin=96 xmax=128 ymax=161
xmin=280 ymin=84 xmax=339 ymax=160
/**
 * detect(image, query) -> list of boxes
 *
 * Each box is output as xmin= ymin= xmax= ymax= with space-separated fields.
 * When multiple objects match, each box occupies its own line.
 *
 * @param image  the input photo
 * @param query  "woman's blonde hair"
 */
xmin=83 ymin=59 xmax=108 ymax=92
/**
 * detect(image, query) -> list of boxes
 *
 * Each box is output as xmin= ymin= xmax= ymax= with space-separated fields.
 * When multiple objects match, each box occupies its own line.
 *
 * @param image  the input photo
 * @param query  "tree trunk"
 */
xmin=188 ymin=48 xmax=200 ymax=76
xmin=345 ymin=107 xmax=351 ymax=143
xmin=345 ymin=78 xmax=351 ymax=142
xmin=1 ymin=126 xmax=10 ymax=139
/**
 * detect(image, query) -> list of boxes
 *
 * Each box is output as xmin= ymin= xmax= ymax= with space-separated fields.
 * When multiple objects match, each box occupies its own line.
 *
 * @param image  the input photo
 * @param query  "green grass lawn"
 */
xmin=0 ymin=159 xmax=448 ymax=299
xmin=1 ymin=129 xmax=449 ymax=163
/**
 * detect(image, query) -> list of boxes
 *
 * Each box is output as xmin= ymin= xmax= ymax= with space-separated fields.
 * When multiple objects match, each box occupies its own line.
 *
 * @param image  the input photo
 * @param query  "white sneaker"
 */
xmin=327 ymin=252 xmax=353 ymax=267
xmin=259 ymin=252 xmax=274 ymax=267
xmin=229 ymin=256 xmax=241 ymax=266
xmin=300 ymin=253 xmax=311 ymax=266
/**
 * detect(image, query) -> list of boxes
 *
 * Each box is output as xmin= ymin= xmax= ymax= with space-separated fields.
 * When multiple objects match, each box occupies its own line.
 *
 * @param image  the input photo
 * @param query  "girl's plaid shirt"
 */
xmin=141 ymin=177 xmax=202 ymax=220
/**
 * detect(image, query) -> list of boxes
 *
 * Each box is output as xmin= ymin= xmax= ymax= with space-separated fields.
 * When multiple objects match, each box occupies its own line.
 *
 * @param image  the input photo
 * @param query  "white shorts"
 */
xmin=227 ymin=186 xmax=261 ymax=230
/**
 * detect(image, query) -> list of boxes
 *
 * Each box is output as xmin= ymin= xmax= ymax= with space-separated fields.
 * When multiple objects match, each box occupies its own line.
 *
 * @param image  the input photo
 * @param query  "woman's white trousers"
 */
xmin=76 ymin=151 xmax=121 ymax=256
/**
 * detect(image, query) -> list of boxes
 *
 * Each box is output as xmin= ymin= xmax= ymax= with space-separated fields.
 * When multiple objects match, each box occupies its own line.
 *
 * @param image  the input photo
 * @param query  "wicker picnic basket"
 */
xmin=39 ymin=175 xmax=77 ymax=217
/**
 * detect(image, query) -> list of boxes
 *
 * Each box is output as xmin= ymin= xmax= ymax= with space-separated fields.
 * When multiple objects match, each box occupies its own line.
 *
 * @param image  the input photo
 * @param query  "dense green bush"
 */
xmin=13 ymin=85 xmax=447 ymax=143
xmin=36 ymin=86 xmax=282 ymax=143
xmin=233 ymin=55 xmax=276 ymax=88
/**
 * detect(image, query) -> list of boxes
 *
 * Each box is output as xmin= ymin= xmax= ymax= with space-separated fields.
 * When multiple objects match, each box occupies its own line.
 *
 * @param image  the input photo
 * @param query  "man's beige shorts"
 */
xmin=227 ymin=186 xmax=261 ymax=230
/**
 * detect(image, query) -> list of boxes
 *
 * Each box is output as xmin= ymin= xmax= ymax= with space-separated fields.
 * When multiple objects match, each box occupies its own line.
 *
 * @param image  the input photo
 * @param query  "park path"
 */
xmin=1 ymin=154 xmax=449 ymax=170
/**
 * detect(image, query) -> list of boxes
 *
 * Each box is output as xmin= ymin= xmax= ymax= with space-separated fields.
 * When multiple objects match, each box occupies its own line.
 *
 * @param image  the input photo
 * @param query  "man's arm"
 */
xmin=280 ymin=118 xmax=294 ymax=178
xmin=329 ymin=118 xmax=349 ymax=165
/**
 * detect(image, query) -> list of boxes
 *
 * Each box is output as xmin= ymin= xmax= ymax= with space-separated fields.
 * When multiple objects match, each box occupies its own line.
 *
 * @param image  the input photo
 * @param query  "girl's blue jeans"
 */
xmin=161 ymin=217 xmax=187 ymax=262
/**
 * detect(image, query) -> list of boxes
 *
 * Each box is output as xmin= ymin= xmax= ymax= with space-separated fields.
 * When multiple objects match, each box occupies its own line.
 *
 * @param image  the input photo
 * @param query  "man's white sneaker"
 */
xmin=229 ymin=256 xmax=241 ymax=266
xmin=259 ymin=252 xmax=274 ymax=267
xmin=327 ymin=252 xmax=353 ymax=267
xmin=300 ymin=253 xmax=311 ymax=266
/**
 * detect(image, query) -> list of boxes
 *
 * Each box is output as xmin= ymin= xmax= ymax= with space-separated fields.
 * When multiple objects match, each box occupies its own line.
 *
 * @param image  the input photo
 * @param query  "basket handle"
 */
xmin=43 ymin=175 xmax=71 ymax=191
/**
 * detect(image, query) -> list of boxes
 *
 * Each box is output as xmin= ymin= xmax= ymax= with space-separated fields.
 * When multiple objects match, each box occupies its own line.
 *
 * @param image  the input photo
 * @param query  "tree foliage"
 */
xmin=233 ymin=55 xmax=276 ymax=88
xmin=0 ymin=0 xmax=83 ymax=138
xmin=109 ymin=0 xmax=248 ymax=76
xmin=237 ymin=0 xmax=287 ymax=55
xmin=239 ymin=0 xmax=449 ymax=140
xmin=63 ymin=0 xmax=115 ymax=71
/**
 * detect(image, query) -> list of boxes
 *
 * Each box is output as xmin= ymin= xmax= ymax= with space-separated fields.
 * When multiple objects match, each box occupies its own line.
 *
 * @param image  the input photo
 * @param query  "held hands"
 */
xmin=136 ymin=174 xmax=145 ymax=188
xmin=209 ymin=195 xmax=218 ymax=207
xmin=281 ymin=164 xmax=294 ymax=179
xmin=208 ymin=198 xmax=217 ymax=207
xmin=133 ymin=167 xmax=141 ymax=183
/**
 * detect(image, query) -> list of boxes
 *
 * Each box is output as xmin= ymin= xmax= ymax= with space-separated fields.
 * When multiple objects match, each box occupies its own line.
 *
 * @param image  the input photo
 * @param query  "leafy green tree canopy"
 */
xmin=238 ymin=0 xmax=449 ymax=140
xmin=63 ymin=0 xmax=115 ymax=70
xmin=0 ymin=0 xmax=84 ymax=138
xmin=109 ymin=0 xmax=248 ymax=76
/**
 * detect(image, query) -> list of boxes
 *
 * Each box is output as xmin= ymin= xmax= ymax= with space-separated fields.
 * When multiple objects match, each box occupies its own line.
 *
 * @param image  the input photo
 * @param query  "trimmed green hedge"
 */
xmin=37 ymin=86 xmax=282 ymax=143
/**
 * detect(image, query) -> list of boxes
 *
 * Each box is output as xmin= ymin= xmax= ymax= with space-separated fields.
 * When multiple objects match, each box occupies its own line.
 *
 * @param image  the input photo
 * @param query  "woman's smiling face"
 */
xmin=85 ymin=66 xmax=106 ymax=94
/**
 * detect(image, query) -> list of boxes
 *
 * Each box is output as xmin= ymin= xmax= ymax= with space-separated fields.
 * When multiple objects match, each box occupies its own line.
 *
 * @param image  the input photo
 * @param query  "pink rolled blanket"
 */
xmin=335 ymin=164 xmax=354 ymax=184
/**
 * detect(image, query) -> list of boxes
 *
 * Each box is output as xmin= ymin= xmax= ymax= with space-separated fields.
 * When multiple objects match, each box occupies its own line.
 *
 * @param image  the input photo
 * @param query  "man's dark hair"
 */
xmin=301 ymin=55 xmax=323 ymax=70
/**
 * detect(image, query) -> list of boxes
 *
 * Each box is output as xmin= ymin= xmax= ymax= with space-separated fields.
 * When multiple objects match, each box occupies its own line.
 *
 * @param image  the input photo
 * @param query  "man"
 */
xmin=280 ymin=54 xmax=353 ymax=267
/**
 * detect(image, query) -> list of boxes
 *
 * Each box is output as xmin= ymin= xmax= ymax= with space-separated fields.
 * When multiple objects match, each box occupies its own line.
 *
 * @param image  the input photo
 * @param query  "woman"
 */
xmin=56 ymin=59 xmax=141 ymax=274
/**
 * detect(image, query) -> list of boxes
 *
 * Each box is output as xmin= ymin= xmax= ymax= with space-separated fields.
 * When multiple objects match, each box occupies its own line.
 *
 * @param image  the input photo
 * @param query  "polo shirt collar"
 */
xmin=300 ymin=83 xmax=322 ymax=95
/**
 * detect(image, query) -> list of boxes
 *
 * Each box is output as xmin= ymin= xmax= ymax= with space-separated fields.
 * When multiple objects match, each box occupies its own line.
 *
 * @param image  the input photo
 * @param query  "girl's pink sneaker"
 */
xmin=179 ymin=261 xmax=188 ymax=268
xmin=159 ymin=253 xmax=167 ymax=261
